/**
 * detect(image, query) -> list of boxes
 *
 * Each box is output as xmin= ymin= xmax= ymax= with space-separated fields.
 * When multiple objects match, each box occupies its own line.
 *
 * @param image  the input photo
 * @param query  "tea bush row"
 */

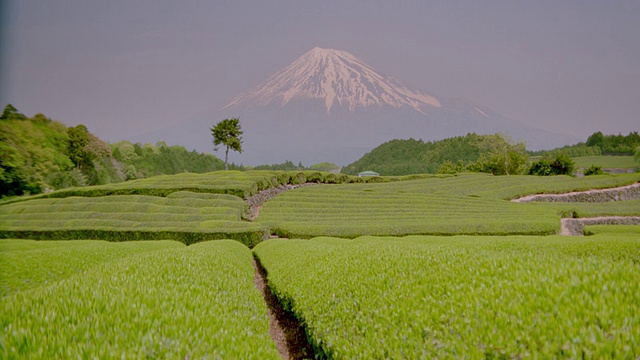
xmin=1 ymin=170 xmax=384 ymax=205
xmin=258 ymin=186 xmax=560 ymax=238
xmin=0 ymin=193 xmax=267 ymax=246
xmin=0 ymin=240 xmax=182 ymax=296
xmin=1 ymin=240 xmax=280 ymax=358
xmin=255 ymin=235 xmax=640 ymax=358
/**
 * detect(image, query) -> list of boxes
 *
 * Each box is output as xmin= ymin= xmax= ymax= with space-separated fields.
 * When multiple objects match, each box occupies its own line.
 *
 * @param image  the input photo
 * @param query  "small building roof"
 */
xmin=358 ymin=171 xmax=380 ymax=177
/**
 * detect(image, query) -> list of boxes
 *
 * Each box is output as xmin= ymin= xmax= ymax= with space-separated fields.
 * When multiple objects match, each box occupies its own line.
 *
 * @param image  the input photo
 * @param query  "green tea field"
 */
xmin=1 ymin=170 xmax=639 ymax=358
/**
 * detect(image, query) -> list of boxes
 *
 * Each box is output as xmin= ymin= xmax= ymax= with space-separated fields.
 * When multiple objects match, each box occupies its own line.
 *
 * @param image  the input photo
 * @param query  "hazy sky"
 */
xmin=2 ymin=0 xmax=639 ymax=150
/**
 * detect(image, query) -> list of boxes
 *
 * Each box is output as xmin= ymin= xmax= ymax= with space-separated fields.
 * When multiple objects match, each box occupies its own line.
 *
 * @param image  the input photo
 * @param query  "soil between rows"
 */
xmin=253 ymin=257 xmax=314 ymax=360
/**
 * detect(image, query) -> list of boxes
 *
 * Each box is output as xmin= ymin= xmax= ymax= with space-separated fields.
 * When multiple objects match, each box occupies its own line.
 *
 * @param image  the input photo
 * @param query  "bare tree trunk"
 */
xmin=224 ymin=146 xmax=229 ymax=171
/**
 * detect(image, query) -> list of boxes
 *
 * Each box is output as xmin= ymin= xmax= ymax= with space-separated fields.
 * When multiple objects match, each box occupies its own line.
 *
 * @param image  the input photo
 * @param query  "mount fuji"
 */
xmin=150 ymin=47 xmax=577 ymax=166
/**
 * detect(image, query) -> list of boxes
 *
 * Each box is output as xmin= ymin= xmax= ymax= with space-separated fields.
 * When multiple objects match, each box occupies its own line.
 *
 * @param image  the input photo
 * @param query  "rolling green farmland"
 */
xmin=573 ymin=155 xmax=638 ymax=169
xmin=0 ymin=170 xmax=364 ymax=206
xmin=1 ymin=240 xmax=280 ymax=358
xmin=254 ymin=235 xmax=640 ymax=358
xmin=258 ymin=173 xmax=640 ymax=238
xmin=0 ymin=240 xmax=182 ymax=296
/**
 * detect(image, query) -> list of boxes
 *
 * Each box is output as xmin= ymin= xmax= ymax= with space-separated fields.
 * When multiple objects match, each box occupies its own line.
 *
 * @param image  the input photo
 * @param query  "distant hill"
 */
xmin=0 ymin=105 xmax=228 ymax=197
xmin=343 ymin=131 xmax=640 ymax=176
xmin=341 ymin=133 xmax=487 ymax=176
xmin=530 ymin=131 xmax=640 ymax=157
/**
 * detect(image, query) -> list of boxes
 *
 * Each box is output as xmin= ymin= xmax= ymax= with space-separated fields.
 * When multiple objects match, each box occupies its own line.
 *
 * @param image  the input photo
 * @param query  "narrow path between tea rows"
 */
xmin=253 ymin=257 xmax=314 ymax=360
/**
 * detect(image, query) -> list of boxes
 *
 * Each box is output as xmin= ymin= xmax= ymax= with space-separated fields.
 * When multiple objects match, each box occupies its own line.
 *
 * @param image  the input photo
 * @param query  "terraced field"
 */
xmin=2 ymin=170 xmax=639 ymax=358
xmin=255 ymin=235 xmax=640 ymax=358
xmin=0 ymin=191 xmax=266 ymax=246
xmin=258 ymin=173 xmax=640 ymax=238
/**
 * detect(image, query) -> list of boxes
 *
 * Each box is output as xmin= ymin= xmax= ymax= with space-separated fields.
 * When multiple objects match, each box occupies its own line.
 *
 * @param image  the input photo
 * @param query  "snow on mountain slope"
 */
xmin=225 ymin=47 xmax=441 ymax=114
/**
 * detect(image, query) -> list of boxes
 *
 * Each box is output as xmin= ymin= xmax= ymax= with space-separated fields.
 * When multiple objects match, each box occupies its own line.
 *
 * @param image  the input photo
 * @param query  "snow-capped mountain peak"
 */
xmin=224 ymin=47 xmax=441 ymax=114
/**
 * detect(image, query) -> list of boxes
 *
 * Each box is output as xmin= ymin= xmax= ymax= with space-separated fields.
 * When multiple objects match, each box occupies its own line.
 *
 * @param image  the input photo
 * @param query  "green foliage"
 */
xmin=211 ymin=118 xmax=243 ymax=170
xmin=111 ymin=140 xmax=226 ymax=179
xmin=436 ymin=160 xmax=465 ymax=174
xmin=1 ymin=240 xmax=280 ymax=358
xmin=583 ymin=164 xmax=604 ymax=176
xmin=343 ymin=133 xmax=528 ymax=176
xmin=528 ymin=153 xmax=575 ymax=176
xmin=0 ymin=106 xmax=74 ymax=196
xmin=585 ymin=131 xmax=640 ymax=155
xmin=635 ymin=146 xmax=640 ymax=163
xmin=67 ymin=124 xmax=91 ymax=170
xmin=342 ymin=134 xmax=486 ymax=176
xmin=586 ymin=131 xmax=604 ymax=147
xmin=0 ymin=104 xmax=27 ymax=121
xmin=472 ymin=133 xmax=528 ymax=175
xmin=255 ymin=235 xmax=640 ymax=358
xmin=254 ymin=160 xmax=305 ymax=171
xmin=309 ymin=162 xmax=340 ymax=173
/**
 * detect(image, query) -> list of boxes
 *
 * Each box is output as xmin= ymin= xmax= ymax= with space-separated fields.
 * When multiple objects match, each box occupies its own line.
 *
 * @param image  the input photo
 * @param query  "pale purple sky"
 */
xmin=2 ymin=0 xmax=639 ymax=149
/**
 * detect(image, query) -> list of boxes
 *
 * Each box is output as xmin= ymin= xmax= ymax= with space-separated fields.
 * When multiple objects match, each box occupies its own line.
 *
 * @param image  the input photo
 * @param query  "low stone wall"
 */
xmin=513 ymin=183 xmax=640 ymax=203
xmin=561 ymin=217 xmax=640 ymax=236
xmin=245 ymin=184 xmax=314 ymax=221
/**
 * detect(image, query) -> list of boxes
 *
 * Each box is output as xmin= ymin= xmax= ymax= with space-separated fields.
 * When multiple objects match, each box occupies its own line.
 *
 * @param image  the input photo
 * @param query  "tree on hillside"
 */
xmin=472 ymin=134 xmax=527 ymax=175
xmin=635 ymin=146 xmax=640 ymax=163
xmin=586 ymin=131 xmax=604 ymax=148
xmin=67 ymin=125 xmax=92 ymax=172
xmin=211 ymin=118 xmax=243 ymax=171
xmin=0 ymin=104 xmax=27 ymax=121
xmin=528 ymin=153 xmax=575 ymax=176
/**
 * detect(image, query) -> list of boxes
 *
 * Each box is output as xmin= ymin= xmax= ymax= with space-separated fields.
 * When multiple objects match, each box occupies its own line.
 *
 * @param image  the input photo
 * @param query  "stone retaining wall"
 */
xmin=513 ymin=183 xmax=640 ymax=203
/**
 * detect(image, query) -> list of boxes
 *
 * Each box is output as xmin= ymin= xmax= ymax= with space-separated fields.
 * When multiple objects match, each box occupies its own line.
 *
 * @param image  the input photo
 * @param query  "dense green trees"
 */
xmin=253 ymin=160 xmax=304 ymax=171
xmin=211 ymin=118 xmax=243 ymax=171
xmin=342 ymin=136 xmax=483 ymax=176
xmin=0 ymin=106 xmax=74 ymax=196
xmin=581 ymin=131 xmax=638 ymax=155
xmin=528 ymin=153 xmax=575 ymax=176
xmin=111 ymin=141 xmax=227 ymax=179
xmin=469 ymin=134 xmax=528 ymax=175
xmin=0 ymin=104 xmax=228 ymax=198
xmin=342 ymin=133 xmax=526 ymax=176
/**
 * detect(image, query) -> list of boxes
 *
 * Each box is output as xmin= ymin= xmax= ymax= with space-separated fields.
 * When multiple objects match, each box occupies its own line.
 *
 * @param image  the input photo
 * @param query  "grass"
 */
xmin=573 ymin=155 xmax=638 ymax=169
xmin=1 ymin=240 xmax=280 ymax=358
xmin=254 ymin=235 xmax=640 ymax=358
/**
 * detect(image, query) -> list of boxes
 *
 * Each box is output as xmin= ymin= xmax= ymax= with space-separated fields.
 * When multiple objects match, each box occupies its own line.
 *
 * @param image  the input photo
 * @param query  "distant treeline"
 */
xmin=341 ymin=134 xmax=488 ymax=176
xmin=342 ymin=131 xmax=640 ymax=177
xmin=530 ymin=131 xmax=640 ymax=158
xmin=0 ymin=104 xmax=235 ymax=197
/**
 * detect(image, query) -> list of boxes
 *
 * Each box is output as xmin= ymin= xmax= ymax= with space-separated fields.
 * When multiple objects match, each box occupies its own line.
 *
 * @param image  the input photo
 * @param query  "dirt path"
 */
xmin=512 ymin=182 xmax=640 ymax=203
xmin=560 ymin=216 xmax=640 ymax=236
xmin=245 ymin=184 xmax=314 ymax=221
xmin=253 ymin=257 xmax=314 ymax=360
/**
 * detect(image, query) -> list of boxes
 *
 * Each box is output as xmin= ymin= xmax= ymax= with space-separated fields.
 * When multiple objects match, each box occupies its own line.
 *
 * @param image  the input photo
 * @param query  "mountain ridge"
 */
xmin=135 ymin=47 xmax=579 ymax=165
xmin=225 ymin=47 xmax=441 ymax=114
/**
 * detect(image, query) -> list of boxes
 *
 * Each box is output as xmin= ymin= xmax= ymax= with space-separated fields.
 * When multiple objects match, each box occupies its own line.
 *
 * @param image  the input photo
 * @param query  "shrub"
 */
xmin=584 ymin=164 xmax=604 ymax=176
xmin=529 ymin=153 xmax=575 ymax=176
